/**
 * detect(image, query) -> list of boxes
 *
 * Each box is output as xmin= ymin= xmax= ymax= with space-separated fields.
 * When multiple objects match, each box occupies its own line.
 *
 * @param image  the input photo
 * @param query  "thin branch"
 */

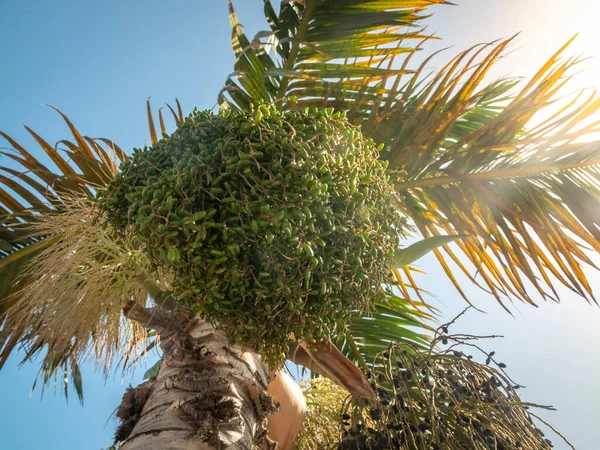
xmin=528 ymin=411 xmax=577 ymax=450
xmin=122 ymin=301 xmax=170 ymax=333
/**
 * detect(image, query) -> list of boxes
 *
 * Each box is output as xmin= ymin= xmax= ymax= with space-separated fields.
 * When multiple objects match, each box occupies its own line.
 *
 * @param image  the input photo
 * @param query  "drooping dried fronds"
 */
xmin=114 ymin=381 xmax=154 ymax=444
xmin=2 ymin=194 xmax=153 ymax=378
xmin=0 ymin=107 xmax=131 ymax=378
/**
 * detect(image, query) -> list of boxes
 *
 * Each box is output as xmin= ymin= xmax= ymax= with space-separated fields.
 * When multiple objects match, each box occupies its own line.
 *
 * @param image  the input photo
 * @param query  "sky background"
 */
xmin=1 ymin=1 xmax=599 ymax=449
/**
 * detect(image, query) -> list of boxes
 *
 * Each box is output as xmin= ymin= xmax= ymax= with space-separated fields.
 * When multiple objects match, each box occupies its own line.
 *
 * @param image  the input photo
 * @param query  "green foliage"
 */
xmin=340 ymin=289 xmax=434 ymax=367
xmin=223 ymin=0 xmax=600 ymax=308
xmin=98 ymin=104 xmax=406 ymax=360
xmin=386 ymin=235 xmax=467 ymax=269
xmin=143 ymin=360 xmax=161 ymax=381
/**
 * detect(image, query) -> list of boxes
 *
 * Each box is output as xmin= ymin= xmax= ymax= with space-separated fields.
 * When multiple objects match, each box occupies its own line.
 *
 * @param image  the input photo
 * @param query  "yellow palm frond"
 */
xmin=382 ymin=38 xmax=600 ymax=306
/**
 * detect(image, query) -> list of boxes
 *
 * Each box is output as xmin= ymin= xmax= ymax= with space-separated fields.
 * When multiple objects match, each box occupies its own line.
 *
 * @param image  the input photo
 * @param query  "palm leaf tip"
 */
xmin=387 ymin=234 xmax=467 ymax=269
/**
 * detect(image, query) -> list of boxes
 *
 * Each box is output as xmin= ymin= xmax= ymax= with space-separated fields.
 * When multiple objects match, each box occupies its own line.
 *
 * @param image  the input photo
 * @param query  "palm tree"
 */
xmin=1 ymin=1 xmax=599 ymax=449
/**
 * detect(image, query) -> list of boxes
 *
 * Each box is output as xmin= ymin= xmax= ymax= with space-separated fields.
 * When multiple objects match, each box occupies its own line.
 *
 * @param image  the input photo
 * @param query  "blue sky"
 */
xmin=1 ymin=1 xmax=599 ymax=449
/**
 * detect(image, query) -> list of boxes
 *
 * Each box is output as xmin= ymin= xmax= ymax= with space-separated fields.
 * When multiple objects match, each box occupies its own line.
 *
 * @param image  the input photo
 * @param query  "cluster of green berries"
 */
xmin=98 ymin=103 xmax=405 ymax=361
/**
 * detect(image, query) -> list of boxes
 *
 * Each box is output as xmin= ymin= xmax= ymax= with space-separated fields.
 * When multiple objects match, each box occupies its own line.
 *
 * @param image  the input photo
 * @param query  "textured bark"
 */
xmin=118 ymin=307 xmax=278 ymax=450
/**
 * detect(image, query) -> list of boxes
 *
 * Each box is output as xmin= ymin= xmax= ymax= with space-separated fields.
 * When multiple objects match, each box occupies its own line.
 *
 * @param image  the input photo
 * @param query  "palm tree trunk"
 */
xmin=117 ymin=303 xmax=278 ymax=450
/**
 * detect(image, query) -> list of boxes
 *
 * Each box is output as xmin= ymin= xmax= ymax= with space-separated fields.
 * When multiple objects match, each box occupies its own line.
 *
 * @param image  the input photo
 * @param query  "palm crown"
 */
xmin=0 ymin=1 xmax=598 ymax=446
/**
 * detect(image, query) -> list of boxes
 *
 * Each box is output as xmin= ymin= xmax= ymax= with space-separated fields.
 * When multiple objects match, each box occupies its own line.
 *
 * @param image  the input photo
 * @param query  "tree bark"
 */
xmin=117 ymin=304 xmax=278 ymax=450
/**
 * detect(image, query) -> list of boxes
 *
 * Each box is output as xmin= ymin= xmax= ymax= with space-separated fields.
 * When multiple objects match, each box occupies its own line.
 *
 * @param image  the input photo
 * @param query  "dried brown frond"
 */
xmin=114 ymin=381 xmax=154 ymax=443
xmin=2 ymin=194 xmax=155 ymax=376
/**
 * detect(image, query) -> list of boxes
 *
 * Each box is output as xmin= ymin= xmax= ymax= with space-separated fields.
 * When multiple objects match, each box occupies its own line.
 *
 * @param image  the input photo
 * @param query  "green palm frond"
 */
xmin=219 ymin=0 xmax=447 ymax=111
xmin=337 ymin=289 xmax=435 ymax=369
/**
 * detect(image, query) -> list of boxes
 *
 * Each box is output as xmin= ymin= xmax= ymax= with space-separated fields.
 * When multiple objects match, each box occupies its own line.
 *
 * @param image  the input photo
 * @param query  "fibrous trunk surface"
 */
xmin=117 ymin=305 xmax=278 ymax=450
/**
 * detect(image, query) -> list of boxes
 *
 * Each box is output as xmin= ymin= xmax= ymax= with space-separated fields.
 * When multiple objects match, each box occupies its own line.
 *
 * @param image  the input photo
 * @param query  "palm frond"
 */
xmin=0 ymin=196 xmax=151 ymax=378
xmin=336 ymin=289 xmax=435 ymax=369
xmin=0 ymin=107 xmax=180 ymax=401
xmin=0 ymin=101 xmax=190 ymax=399
xmin=219 ymin=0 xmax=447 ymax=111
xmin=0 ymin=110 xmax=128 ymax=372
xmin=0 ymin=107 xmax=125 ymax=256
xmin=381 ymin=38 xmax=600 ymax=306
